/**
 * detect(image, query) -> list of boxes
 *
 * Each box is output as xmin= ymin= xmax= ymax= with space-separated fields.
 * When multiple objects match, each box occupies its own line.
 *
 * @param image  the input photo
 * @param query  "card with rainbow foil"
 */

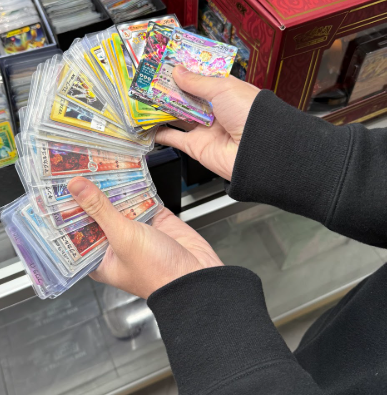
xmin=149 ymin=27 xmax=237 ymax=126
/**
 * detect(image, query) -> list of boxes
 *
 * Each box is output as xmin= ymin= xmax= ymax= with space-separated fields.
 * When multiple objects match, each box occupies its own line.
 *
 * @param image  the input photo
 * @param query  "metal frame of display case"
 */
xmin=0 ymin=115 xmax=387 ymax=394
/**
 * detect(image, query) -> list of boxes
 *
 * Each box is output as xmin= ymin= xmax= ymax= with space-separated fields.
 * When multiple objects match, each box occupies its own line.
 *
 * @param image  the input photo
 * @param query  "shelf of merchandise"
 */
xmin=0 ymin=115 xmax=387 ymax=395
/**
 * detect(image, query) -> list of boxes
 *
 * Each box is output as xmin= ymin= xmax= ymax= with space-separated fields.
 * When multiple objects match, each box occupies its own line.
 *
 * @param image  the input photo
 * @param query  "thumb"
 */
xmin=173 ymin=66 xmax=233 ymax=102
xmin=67 ymin=176 xmax=129 ymax=250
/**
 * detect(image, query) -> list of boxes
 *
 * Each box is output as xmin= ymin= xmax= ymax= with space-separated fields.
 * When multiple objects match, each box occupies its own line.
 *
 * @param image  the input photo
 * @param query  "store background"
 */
xmin=0 ymin=0 xmax=387 ymax=394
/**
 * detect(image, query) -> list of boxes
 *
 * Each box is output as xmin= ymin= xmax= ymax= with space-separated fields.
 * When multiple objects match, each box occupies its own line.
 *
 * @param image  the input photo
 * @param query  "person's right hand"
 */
xmin=156 ymin=66 xmax=260 ymax=181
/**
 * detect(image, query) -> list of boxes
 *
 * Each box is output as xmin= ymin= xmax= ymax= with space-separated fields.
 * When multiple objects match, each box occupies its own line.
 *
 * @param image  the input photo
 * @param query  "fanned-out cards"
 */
xmin=92 ymin=21 xmax=180 ymax=133
xmin=0 ymin=16 xmax=238 ymax=300
xmin=130 ymin=26 xmax=238 ymax=126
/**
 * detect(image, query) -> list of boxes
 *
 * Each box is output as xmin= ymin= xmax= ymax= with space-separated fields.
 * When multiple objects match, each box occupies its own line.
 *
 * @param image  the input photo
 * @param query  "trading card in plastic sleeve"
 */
xmin=50 ymin=96 xmax=127 ymax=138
xmin=46 ymin=186 xmax=156 ymax=229
xmin=130 ymin=22 xmax=173 ymax=98
xmin=57 ymin=65 xmax=121 ymax=127
xmin=44 ymin=178 xmax=150 ymax=215
xmin=39 ymin=171 xmax=147 ymax=206
xmin=0 ymin=121 xmax=18 ymax=167
xmin=20 ymin=203 xmax=75 ymax=269
xmin=0 ymin=22 xmax=48 ymax=55
xmin=52 ymin=193 xmax=159 ymax=267
xmin=111 ymin=32 xmax=176 ymax=126
xmin=36 ymin=140 xmax=143 ymax=179
xmin=6 ymin=222 xmax=50 ymax=295
xmin=90 ymin=45 xmax=114 ymax=84
xmin=150 ymin=28 xmax=238 ymax=126
xmin=49 ymin=96 xmax=153 ymax=148
xmin=117 ymin=15 xmax=180 ymax=66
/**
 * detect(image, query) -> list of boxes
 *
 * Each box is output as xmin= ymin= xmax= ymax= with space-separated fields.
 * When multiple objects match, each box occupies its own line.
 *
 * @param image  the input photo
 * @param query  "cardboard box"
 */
xmin=200 ymin=0 xmax=387 ymax=124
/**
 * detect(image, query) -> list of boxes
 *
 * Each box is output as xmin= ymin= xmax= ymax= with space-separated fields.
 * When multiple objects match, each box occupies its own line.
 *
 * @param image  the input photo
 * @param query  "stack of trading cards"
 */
xmin=1 ymin=15 xmax=237 ymax=299
xmin=0 ymin=69 xmax=18 ymax=168
xmin=0 ymin=0 xmax=48 ymax=56
xmin=126 ymin=23 xmax=237 ymax=126
xmin=100 ymin=0 xmax=156 ymax=23
xmin=40 ymin=0 xmax=103 ymax=34
xmin=1 ymin=51 xmax=161 ymax=299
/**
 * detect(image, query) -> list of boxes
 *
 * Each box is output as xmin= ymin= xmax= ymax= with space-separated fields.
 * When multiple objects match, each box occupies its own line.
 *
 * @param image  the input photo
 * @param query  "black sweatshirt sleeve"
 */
xmin=147 ymin=91 xmax=386 ymax=394
xmin=148 ymin=267 xmax=323 ymax=395
xmin=226 ymin=90 xmax=387 ymax=248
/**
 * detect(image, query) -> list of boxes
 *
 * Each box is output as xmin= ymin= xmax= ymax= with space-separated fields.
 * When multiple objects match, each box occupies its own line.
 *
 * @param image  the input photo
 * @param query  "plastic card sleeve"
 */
xmin=23 ymin=136 xmax=145 ymax=180
xmin=64 ymin=40 xmax=128 ymax=129
xmin=42 ymin=184 xmax=158 ymax=230
xmin=38 ymin=173 xmax=154 ymax=215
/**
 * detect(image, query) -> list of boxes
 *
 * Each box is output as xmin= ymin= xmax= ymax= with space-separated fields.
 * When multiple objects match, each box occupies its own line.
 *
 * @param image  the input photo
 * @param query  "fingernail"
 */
xmin=68 ymin=178 xmax=88 ymax=198
xmin=175 ymin=66 xmax=189 ymax=75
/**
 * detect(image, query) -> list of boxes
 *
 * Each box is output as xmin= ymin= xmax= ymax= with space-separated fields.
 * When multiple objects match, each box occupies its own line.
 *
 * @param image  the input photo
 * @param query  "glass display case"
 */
xmin=0 ymin=199 xmax=385 ymax=394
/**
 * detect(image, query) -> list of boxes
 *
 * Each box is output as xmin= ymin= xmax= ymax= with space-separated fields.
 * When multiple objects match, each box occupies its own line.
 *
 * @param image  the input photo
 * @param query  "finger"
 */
xmin=151 ymin=208 xmax=224 ymax=268
xmin=67 ymin=176 xmax=129 ymax=250
xmin=173 ymin=66 xmax=235 ymax=102
xmin=156 ymin=126 xmax=190 ymax=152
xmin=151 ymin=207 xmax=204 ymax=244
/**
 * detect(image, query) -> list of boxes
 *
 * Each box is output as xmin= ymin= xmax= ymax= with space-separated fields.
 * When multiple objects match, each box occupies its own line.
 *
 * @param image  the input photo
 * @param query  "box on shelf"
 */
xmin=163 ymin=0 xmax=200 ymax=27
xmin=46 ymin=0 xmax=113 ymax=51
xmin=0 ymin=46 xmax=63 ymax=132
xmin=0 ymin=0 xmax=57 ymax=58
xmin=100 ymin=0 xmax=167 ymax=24
xmin=51 ymin=0 xmax=166 ymax=50
xmin=199 ymin=0 xmax=387 ymax=125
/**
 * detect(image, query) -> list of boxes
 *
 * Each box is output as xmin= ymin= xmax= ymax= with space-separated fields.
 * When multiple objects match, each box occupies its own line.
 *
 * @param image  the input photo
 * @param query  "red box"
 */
xmin=163 ymin=0 xmax=200 ymax=27
xmin=198 ymin=0 xmax=387 ymax=124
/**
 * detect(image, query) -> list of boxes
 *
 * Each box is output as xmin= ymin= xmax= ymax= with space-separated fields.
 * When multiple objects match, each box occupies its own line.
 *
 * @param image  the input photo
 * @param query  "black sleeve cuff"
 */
xmin=225 ymin=90 xmax=351 ymax=225
xmin=147 ymin=266 xmax=294 ymax=394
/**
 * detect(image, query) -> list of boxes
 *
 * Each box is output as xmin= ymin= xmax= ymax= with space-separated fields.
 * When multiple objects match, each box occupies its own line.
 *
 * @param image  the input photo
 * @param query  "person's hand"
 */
xmin=68 ymin=177 xmax=223 ymax=299
xmin=156 ymin=67 xmax=260 ymax=181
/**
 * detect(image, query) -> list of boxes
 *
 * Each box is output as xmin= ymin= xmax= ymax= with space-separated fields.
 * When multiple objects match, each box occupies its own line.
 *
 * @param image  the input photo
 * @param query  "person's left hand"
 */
xmin=68 ymin=177 xmax=223 ymax=299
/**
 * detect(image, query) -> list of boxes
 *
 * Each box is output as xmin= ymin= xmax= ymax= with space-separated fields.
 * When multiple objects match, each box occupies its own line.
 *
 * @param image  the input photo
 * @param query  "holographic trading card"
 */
xmin=117 ymin=15 xmax=180 ymax=66
xmin=130 ymin=23 xmax=174 ymax=100
xmin=129 ymin=23 xmax=196 ymax=123
xmin=150 ymin=28 xmax=237 ymax=126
